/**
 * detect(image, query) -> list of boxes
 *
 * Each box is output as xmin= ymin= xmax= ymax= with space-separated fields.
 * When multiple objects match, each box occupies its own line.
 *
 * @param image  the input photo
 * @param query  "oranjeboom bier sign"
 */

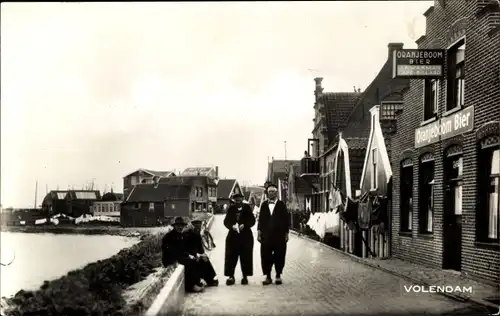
xmin=415 ymin=106 xmax=474 ymax=148
xmin=392 ymin=49 xmax=445 ymax=79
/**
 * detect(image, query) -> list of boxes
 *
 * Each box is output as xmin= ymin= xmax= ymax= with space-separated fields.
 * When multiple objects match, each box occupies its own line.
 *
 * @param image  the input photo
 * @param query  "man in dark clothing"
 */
xmin=223 ymin=192 xmax=256 ymax=286
xmin=162 ymin=217 xmax=204 ymax=293
xmin=257 ymin=183 xmax=290 ymax=285
xmin=184 ymin=216 xmax=218 ymax=286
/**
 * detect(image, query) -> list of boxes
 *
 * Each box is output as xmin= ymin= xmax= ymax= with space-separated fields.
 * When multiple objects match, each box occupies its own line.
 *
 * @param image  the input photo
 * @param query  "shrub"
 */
xmin=3 ymin=233 xmax=166 ymax=316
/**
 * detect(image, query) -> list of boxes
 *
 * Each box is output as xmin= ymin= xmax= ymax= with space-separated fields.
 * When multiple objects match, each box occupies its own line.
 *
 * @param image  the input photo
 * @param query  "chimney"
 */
xmin=215 ymin=166 xmax=219 ymax=177
xmin=314 ymin=77 xmax=324 ymax=100
xmin=388 ymin=42 xmax=404 ymax=59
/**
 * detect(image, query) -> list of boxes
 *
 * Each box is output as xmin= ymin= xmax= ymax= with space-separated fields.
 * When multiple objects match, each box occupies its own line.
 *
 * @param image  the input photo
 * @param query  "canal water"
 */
xmin=0 ymin=232 xmax=138 ymax=298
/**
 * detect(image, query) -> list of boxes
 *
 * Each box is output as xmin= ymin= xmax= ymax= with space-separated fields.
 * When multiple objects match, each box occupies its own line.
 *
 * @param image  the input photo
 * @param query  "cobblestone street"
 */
xmin=181 ymin=215 xmax=493 ymax=316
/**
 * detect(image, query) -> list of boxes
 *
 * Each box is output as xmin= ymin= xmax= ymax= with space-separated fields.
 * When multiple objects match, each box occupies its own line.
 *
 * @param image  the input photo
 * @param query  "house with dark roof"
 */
xmin=41 ymin=190 xmax=101 ymax=218
xmin=122 ymin=168 xmax=176 ymax=197
xmin=159 ymin=175 xmax=218 ymax=212
xmin=216 ymin=179 xmax=242 ymax=208
xmin=267 ymin=160 xmax=300 ymax=187
xmin=120 ymin=183 xmax=192 ymax=227
xmin=301 ymin=42 xmax=410 ymax=258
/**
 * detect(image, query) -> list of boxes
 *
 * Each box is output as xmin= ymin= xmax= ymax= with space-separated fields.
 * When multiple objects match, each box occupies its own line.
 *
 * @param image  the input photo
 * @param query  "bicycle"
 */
xmin=201 ymin=220 xmax=216 ymax=251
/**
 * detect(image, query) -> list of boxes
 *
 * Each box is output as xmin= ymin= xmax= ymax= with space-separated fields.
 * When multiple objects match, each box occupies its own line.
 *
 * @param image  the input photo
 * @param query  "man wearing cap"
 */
xmin=162 ymin=217 xmax=204 ymax=293
xmin=257 ymin=183 xmax=290 ymax=285
xmin=223 ymin=192 xmax=256 ymax=286
xmin=184 ymin=215 xmax=219 ymax=287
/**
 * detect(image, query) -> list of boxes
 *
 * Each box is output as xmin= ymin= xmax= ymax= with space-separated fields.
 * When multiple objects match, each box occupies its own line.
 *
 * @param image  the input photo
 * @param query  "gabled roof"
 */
xmin=322 ymin=92 xmax=361 ymax=142
xmin=123 ymin=168 xmax=174 ymax=178
xmin=125 ymin=184 xmax=191 ymax=203
xmin=181 ymin=167 xmax=216 ymax=176
xmin=217 ymin=179 xmax=237 ymax=199
xmin=360 ymin=107 xmax=393 ymax=190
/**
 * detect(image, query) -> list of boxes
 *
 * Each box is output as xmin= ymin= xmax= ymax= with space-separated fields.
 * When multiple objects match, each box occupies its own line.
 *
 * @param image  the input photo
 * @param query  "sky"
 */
xmin=1 ymin=1 xmax=432 ymax=208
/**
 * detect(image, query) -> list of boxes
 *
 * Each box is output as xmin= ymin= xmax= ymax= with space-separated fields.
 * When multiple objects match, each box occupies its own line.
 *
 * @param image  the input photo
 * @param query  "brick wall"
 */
xmin=391 ymin=0 xmax=500 ymax=284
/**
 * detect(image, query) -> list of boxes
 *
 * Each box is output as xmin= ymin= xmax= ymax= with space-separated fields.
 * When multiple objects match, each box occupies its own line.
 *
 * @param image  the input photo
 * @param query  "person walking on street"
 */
xmin=223 ymin=193 xmax=256 ymax=286
xmin=257 ymin=183 xmax=290 ymax=285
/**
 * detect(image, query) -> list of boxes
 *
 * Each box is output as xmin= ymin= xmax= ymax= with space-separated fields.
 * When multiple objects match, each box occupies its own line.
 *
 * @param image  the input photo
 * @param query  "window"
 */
xmin=423 ymin=79 xmax=439 ymax=120
xmin=479 ymin=148 xmax=500 ymax=241
xmin=400 ymin=163 xmax=413 ymax=232
xmin=371 ymin=148 xmax=378 ymax=189
xmin=171 ymin=203 xmax=176 ymax=209
xmin=149 ymin=202 xmax=154 ymax=212
xmin=380 ymin=102 xmax=403 ymax=120
xmin=131 ymin=177 xmax=137 ymax=186
xmin=447 ymin=40 xmax=465 ymax=110
xmin=419 ymin=160 xmax=435 ymax=233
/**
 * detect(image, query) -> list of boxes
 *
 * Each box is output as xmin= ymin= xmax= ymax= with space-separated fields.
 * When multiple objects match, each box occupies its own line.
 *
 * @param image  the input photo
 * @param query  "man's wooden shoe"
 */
xmin=262 ymin=277 xmax=272 ymax=285
xmin=275 ymin=277 xmax=282 ymax=285
xmin=207 ymin=279 xmax=219 ymax=286
xmin=226 ymin=277 xmax=235 ymax=286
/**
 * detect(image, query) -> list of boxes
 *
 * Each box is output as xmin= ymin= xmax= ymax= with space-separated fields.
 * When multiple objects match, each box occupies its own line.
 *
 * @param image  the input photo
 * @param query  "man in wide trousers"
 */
xmin=257 ymin=183 xmax=290 ymax=285
xmin=223 ymin=193 xmax=256 ymax=285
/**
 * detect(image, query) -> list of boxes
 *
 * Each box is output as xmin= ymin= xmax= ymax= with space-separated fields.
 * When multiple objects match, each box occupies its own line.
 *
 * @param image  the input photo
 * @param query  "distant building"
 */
xmin=242 ymin=186 xmax=265 ymax=209
xmin=217 ymin=179 xmax=242 ymax=208
xmin=122 ymin=169 xmax=176 ymax=197
xmin=180 ymin=166 xmax=218 ymax=177
xmin=0 ymin=208 xmax=44 ymax=226
xmin=159 ymin=173 xmax=218 ymax=212
xmin=91 ymin=191 xmax=123 ymax=217
xmin=41 ymin=190 xmax=101 ymax=217
xmin=120 ymin=183 xmax=192 ymax=227
xmin=267 ymin=160 xmax=300 ymax=189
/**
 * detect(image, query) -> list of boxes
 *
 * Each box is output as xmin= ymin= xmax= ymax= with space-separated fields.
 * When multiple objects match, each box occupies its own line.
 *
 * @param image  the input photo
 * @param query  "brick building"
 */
xmin=390 ymin=0 xmax=500 ymax=284
xmin=301 ymin=42 xmax=410 ymax=257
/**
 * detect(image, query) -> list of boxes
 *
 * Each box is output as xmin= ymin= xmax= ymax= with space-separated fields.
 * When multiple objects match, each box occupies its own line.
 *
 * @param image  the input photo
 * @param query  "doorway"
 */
xmin=443 ymin=156 xmax=463 ymax=271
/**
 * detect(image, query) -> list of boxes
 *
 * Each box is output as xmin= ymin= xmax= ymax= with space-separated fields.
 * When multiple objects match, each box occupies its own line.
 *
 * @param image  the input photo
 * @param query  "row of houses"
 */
xmin=282 ymin=0 xmax=500 ymax=285
xmin=1 ymin=166 xmax=264 ymax=227
xmin=120 ymin=166 xmax=265 ymax=226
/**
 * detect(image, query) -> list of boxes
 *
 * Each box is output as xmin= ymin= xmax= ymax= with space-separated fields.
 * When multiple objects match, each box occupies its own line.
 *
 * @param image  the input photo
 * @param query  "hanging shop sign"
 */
xmin=393 ymin=49 xmax=445 ymax=79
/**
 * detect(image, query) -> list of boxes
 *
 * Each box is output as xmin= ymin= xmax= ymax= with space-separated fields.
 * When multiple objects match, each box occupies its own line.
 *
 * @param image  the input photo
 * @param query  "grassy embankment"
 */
xmin=1 ymin=214 xmax=213 ymax=316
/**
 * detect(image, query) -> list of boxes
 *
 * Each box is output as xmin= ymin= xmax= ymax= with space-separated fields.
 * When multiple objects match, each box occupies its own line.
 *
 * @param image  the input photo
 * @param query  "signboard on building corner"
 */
xmin=393 ymin=49 xmax=445 ymax=79
xmin=415 ymin=106 xmax=474 ymax=148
